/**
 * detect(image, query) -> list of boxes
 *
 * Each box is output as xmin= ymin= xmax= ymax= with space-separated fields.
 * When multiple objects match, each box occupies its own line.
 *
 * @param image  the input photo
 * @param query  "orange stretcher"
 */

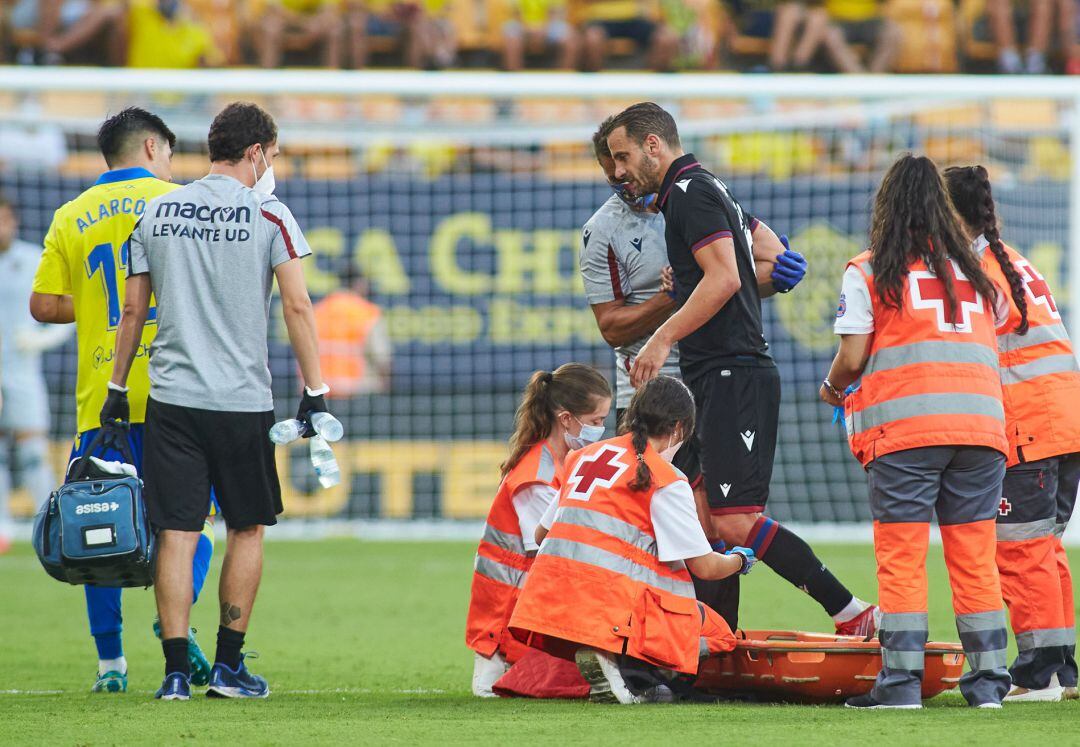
xmin=695 ymin=630 xmax=966 ymax=703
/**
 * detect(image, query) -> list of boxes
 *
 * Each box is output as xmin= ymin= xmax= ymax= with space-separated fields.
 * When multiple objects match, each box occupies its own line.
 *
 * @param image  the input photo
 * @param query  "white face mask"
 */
xmin=252 ymin=150 xmax=275 ymax=196
xmin=564 ymin=416 xmax=605 ymax=451
xmin=658 ymin=434 xmax=683 ymax=463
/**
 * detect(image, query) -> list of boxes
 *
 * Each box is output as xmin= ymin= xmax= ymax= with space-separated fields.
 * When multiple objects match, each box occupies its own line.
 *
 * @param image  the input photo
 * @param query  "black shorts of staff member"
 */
xmin=684 ymin=362 xmax=780 ymax=514
xmin=142 ymin=397 xmax=283 ymax=532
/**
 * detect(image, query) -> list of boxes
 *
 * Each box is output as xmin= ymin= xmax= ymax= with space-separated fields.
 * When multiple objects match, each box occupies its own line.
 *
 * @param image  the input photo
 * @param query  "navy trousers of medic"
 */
xmin=868 ymin=446 xmax=1012 ymax=706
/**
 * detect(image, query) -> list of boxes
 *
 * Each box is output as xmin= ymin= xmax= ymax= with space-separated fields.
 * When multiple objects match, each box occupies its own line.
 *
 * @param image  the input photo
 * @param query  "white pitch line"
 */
xmin=0 ymin=689 xmax=65 ymax=695
xmin=0 ymin=687 xmax=449 ymax=696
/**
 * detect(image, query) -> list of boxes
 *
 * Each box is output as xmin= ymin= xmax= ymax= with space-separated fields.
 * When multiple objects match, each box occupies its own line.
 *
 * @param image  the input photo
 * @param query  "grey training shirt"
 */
xmin=580 ymin=194 xmax=681 ymax=408
xmin=128 ymin=173 xmax=311 ymax=412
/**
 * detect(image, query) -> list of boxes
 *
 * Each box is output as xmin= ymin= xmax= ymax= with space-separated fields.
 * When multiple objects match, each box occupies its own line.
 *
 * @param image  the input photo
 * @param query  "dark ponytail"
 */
xmin=870 ymin=155 xmax=999 ymax=325
xmin=502 ymin=364 xmax=611 ymax=476
xmin=944 ymin=164 xmax=1029 ymax=335
xmin=623 ymin=376 xmax=695 ymax=492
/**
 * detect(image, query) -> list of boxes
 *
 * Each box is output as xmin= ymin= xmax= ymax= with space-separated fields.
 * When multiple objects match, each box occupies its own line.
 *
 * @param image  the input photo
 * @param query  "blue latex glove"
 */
xmin=727 ymin=546 xmax=757 ymax=575
xmin=831 ymin=383 xmax=860 ymax=427
xmin=771 ymin=235 xmax=808 ymax=293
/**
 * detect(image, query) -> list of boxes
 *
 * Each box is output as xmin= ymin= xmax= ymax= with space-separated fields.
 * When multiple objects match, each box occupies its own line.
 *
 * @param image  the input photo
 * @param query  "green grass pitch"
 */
xmin=1 ymin=539 xmax=1077 ymax=745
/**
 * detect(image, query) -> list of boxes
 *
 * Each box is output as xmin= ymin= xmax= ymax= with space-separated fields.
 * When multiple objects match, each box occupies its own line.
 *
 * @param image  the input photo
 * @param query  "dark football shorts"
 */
xmin=686 ymin=364 xmax=780 ymax=514
xmin=143 ymin=397 xmax=282 ymax=532
xmin=617 ymin=406 xmax=702 ymax=488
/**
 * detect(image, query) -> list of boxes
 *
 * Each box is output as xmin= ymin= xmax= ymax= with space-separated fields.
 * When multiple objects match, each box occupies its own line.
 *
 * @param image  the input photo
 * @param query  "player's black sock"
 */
xmin=746 ymin=517 xmax=853 ymax=617
xmin=162 ymin=637 xmax=190 ymax=678
xmin=691 ymin=573 xmax=740 ymax=631
xmin=215 ymin=626 xmax=245 ymax=670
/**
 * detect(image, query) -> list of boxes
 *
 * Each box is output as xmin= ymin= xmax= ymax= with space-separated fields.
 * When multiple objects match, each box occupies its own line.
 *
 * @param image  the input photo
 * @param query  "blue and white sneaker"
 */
xmin=91 ymin=670 xmax=127 ymax=693
xmin=153 ymin=619 xmax=211 ymax=687
xmin=206 ymin=655 xmax=269 ymax=699
xmin=155 ymin=672 xmax=191 ymax=701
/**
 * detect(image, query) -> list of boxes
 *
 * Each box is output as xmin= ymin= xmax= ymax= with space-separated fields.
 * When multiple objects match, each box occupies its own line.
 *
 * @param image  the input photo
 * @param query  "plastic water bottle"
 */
xmin=309 ymin=435 xmax=340 ymax=489
xmin=309 ymin=412 xmax=343 ymax=442
xmin=269 ymin=419 xmax=305 ymax=445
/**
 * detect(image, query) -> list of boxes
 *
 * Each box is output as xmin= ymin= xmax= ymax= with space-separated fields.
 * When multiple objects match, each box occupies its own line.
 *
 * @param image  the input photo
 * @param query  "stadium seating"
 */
xmin=887 ymin=0 xmax=957 ymax=73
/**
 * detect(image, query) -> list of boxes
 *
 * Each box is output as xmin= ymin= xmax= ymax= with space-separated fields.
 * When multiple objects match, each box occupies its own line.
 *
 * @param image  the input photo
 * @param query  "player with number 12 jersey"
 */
xmin=32 ymin=168 xmax=174 ymax=434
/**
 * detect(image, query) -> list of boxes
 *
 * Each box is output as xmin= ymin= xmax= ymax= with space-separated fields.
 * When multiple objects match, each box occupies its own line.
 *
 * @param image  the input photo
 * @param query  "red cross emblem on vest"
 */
xmin=1018 ymin=261 xmax=1060 ymax=319
xmin=568 ymin=445 xmax=629 ymax=501
xmin=999 ymin=498 xmax=1012 ymax=516
xmin=910 ymin=260 xmax=982 ymax=332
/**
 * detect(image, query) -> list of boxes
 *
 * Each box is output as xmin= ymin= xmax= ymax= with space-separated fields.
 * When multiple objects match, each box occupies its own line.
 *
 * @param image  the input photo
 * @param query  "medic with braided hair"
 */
xmin=945 ymin=164 xmax=1080 ymax=703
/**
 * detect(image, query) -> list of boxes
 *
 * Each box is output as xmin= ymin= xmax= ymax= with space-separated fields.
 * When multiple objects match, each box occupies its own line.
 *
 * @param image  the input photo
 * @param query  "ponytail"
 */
xmin=944 ymin=165 xmax=1028 ymax=335
xmin=502 ymin=371 xmax=555 ymax=476
xmin=502 ymin=364 xmax=611 ymax=476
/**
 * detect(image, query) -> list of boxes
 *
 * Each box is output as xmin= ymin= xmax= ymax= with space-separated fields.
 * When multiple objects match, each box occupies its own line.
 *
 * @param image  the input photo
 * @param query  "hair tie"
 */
xmin=637 ymin=452 xmax=646 ymax=464
xmin=540 ymin=371 xmax=553 ymax=384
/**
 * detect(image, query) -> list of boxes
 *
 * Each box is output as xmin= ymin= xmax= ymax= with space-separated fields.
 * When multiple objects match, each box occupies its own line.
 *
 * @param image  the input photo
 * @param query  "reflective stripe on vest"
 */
xmin=1000 ymin=353 xmax=1080 ymax=385
xmin=553 ymin=505 xmax=659 ymax=556
xmin=481 ymin=523 xmax=526 ymax=555
xmin=998 ymin=322 xmax=1070 ymax=353
xmin=866 ymin=340 xmax=999 ymax=376
xmin=540 ymin=537 xmax=696 ymax=599
xmin=475 ymin=554 xmax=526 ymax=589
xmin=849 ymin=392 xmax=1004 ymax=435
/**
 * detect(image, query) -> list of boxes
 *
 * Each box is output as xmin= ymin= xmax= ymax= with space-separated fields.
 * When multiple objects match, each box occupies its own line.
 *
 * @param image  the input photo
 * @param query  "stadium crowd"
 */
xmin=0 ymin=0 xmax=1077 ymax=73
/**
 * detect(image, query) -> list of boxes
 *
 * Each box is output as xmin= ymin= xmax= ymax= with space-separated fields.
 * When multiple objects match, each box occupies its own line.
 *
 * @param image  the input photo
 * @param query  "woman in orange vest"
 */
xmin=945 ymin=164 xmax=1079 ymax=702
xmin=821 ymin=154 xmax=1014 ymax=709
xmin=510 ymin=376 xmax=756 ymax=704
xmin=466 ymin=363 xmax=612 ymax=697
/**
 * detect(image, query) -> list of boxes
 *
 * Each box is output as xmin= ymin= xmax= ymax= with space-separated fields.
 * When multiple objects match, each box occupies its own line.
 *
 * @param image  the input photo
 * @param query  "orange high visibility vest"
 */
xmin=465 ymin=441 xmax=558 ymax=660
xmin=844 ymin=251 xmax=1008 ymax=466
xmin=983 ymin=243 xmax=1080 ymax=466
xmin=509 ymin=433 xmax=728 ymax=675
xmin=312 ymin=291 xmax=382 ymax=398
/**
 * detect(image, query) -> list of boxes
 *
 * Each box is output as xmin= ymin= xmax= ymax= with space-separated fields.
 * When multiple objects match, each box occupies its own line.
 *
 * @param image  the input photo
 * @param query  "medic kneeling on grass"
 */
xmin=508 ymin=376 xmax=757 ymax=704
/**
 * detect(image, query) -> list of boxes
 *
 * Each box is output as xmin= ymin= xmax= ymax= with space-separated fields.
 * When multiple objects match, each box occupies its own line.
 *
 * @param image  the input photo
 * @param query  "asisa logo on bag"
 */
xmin=75 ymin=501 xmax=121 ymax=515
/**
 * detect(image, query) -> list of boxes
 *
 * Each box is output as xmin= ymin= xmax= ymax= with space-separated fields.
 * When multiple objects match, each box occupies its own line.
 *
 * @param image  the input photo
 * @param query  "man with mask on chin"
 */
xmin=578 ymin=114 xmax=808 ymax=630
xmin=104 ymin=102 xmax=331 ymax=700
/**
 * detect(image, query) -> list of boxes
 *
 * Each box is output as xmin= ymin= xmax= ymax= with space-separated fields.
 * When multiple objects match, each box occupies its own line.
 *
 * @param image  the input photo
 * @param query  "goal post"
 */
xmin=0 ymin=69 xmax=1076 ymax=532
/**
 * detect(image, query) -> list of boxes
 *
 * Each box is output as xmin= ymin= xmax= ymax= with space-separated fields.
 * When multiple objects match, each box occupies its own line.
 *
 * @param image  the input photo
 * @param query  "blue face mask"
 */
xmin=565 ymin=417 xmax=605 ymax=450
xmin=611 ymin=182 xmax=656 ymax=211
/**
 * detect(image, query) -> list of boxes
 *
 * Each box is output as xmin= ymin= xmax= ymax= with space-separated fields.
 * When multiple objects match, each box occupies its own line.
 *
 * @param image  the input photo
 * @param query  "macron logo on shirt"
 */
xmin=676 ymin=179 xmax=691 ymax=192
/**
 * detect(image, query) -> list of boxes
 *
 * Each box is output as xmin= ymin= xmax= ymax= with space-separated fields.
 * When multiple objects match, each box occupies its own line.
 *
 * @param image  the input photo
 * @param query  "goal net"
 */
xmin=1 ymin=70 xmax=1076 ymax=531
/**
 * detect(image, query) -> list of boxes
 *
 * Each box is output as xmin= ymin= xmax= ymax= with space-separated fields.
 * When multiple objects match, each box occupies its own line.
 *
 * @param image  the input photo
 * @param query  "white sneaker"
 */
xmin=1003 ymin=685 xmax=1063 ymax=703
xmin=471 ymin=651 xmax=509 ymax=698
xmin=976 ymin=702 xmax=1003 ymax=709
xmin=574 ymin=649 xmax=643 ymax=704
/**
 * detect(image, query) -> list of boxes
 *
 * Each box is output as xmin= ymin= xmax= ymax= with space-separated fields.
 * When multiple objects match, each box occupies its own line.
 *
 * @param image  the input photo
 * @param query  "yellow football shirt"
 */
xmin=32 ymin=167 xmax=179 ymax=435
xmin=126 ymin=0 xmax=223 ymax=69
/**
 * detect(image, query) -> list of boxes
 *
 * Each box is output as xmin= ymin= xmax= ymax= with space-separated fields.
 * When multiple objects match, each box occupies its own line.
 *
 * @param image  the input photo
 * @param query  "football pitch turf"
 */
xmin=1 ymin=539 xmax=1077 ymax=745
